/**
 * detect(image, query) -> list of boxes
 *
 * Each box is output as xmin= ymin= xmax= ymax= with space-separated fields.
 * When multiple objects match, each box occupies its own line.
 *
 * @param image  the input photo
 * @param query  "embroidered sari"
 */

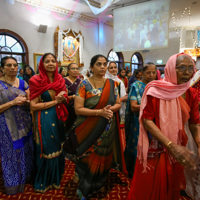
xmin=75 ymin=79 xmax=127 ymax=199
xmin=0 ymin=80 xmax=34 ymax=195
xmin=29 ymin=55 xmax=69 ymax=193
xmin=124 ymin=80 xmax=146 ymax=177
xmin=33 ymin=90 xmax=66 ymax=193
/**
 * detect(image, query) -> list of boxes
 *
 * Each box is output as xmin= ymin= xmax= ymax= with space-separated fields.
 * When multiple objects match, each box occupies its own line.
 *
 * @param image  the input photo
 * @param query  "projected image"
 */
xmin=113 ymin=0 xmax=170 ymax=52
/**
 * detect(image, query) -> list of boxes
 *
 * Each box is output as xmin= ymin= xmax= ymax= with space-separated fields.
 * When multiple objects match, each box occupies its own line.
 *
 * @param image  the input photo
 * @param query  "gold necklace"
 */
xmin=4 ymin=77 xmax=17 ymax=86
xmin=92 ymin=76 xmax=105 ymax=89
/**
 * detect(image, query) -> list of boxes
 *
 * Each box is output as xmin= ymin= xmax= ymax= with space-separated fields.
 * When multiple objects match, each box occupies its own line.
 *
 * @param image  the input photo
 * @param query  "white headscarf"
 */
xmin=105 ymin=67 xmax=126 ymax=121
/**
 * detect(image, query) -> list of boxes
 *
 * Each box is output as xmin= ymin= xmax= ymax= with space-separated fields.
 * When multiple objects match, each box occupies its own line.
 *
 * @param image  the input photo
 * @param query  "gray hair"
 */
xmin=176 ymin=55 xmax=194 ymax=66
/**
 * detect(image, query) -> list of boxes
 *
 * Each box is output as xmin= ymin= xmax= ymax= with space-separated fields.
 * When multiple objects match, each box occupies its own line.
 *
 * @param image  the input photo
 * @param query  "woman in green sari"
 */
xmin=29 ymin=53 xmax=69 ymax=193
xmin=74 ymin=54 xmax=127 ymax=199
xmin=124 ymin=62 xmax=157 ymax=177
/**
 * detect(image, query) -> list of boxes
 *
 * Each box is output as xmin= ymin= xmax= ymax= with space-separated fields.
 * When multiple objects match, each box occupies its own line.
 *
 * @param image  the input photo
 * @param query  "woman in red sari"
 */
xmin=127 ymin=53 xmax=200 ymax=200
xmin=118 ymin=68 xmax=128 ymax=91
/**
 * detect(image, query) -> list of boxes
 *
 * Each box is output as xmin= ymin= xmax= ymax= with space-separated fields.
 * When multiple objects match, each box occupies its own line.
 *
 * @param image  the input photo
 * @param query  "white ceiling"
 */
xmin=18 ymin=0 xmax=200 ymax=28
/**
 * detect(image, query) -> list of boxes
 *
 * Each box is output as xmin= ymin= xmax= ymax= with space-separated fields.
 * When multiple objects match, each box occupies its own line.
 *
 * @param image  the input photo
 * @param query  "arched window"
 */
xmin=107 ymin=49 xmax=124 ymax=69
xmin=0 ymin=29 xmax=29 ymax=65
xmin=131 ymin=52 xmax=143 ymax=73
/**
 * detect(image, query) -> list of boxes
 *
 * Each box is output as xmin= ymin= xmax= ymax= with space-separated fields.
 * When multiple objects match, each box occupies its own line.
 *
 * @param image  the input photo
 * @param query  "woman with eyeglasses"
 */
xmin=127 ymin=53 xmax=200 ymax=200
xmin=0 ymin=56 xmax=34 ymax=195
xmin=125 ymin=62 xmax=157 ymax=178
xmin=63 ymin=63 xmax=81 ymax=155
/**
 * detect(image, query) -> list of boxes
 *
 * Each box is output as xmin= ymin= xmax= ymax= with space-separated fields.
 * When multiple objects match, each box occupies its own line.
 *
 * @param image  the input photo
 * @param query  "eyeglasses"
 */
xmin=176 ymin=65 xmax=194 ymax=73
xmin=70 ymin=68 xmax=79 ymax=71
xmin=5 ymin=64 xmax=18 ymax=67
xmin=145 ymin=71 xmax=157 ymax=75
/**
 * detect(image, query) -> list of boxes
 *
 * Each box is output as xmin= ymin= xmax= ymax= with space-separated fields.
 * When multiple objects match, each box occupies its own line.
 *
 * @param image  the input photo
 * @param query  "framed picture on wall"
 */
xmin=124 ymin=62 xmax=131 ymax=71
xmin=33 ymin=53 xmax=44 ymax=73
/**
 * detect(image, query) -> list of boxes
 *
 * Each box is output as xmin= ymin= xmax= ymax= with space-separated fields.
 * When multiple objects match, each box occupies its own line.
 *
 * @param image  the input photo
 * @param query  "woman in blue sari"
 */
xmin=29 ymin=53 xmax=69 ymax=193
xmin=124 ymin=62 xmax=157 ymax=177
xmin=0 ymin=56 xmax=34 ymax=195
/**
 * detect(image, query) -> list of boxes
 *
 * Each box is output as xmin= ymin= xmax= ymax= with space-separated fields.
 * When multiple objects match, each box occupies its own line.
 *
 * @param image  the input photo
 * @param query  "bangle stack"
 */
xmin=96 ymin=109 xmax=101 ymax=116
xmin=73 ymin=95 xmax=75 ymax=99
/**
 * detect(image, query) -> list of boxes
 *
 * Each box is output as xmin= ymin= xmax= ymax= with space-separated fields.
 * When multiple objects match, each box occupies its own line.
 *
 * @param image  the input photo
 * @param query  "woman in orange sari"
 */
xmin=127 ymin=53 xmax=200 ymax=200
xmin=74 ymin=54 xmax=127 ymax=199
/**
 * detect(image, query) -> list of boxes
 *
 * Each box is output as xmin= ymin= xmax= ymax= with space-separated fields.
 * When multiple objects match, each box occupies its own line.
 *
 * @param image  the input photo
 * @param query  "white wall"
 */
xmin=0 ymin=1 xmax=180 ymax=69
xmin=0 ymin=0 xmax=113 ymax=70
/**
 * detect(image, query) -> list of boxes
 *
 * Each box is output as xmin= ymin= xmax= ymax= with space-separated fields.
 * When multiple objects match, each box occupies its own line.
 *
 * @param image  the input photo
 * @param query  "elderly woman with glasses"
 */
xmin=127 ymin=53 xmax=200 ymax=200
xmin=0 ymin=56 xmax=34 ymax=195
xmin=63 ymin=63 xmax=81 ymax=155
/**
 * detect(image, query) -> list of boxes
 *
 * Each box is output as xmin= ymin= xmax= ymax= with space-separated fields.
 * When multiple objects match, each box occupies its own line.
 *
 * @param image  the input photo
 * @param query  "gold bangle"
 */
xmin=0 ymin=105 xmax=2 ymax=110
xmin=73 ymin=95 xmax=75 ymax=99
xmin=166 ymin=141 xmax=172 ymax=148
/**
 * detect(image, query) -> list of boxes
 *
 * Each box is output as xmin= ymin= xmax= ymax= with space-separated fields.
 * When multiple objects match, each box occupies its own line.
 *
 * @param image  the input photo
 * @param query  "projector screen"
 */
xmin=113 ymin=0 xmax=170 ymax=52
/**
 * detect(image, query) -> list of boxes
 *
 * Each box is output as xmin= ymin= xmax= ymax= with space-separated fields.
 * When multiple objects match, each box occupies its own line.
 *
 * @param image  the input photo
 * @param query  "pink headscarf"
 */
xmin=138 ymin=52 xmax=195 ymax=171
xmin=156 ymin=70 xmax=161 ymax=80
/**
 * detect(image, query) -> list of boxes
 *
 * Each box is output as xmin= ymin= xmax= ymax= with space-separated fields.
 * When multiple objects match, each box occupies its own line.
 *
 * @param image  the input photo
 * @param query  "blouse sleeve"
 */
xmin=189 ymin=90 xmax=200 ymax=124
xmin=142 ymin=95 xmax=156 ymax=120
xmin=130 ymin=87 xmax=137 ymax=101
xmin=75 ymin=81 xmax=86 ymax=99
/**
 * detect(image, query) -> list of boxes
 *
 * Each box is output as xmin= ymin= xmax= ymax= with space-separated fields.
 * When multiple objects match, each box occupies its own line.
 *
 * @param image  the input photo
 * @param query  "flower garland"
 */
xmin=62 ymin=43 xmax=80 ymax=58
xmin=57 ymin=28 xmax=83 ymax=64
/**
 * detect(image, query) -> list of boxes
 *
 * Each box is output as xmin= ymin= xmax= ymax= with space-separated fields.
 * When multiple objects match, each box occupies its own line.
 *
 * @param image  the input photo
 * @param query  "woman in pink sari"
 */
xmin=127 ymin=53 xmax=200 ymax=200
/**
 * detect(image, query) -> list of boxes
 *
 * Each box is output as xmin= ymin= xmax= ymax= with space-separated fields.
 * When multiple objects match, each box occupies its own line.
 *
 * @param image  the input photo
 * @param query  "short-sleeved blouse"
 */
xmin=142 ymin=87 xmax=200 ymax=125
xmin=18 ymin=79 xmax=29 ymax=92
xmin=76 ymin=79 xmax=119 ymax=100
xmin=130 ymin=81 xmax=146 ymax=102
xmin=141 ymin=87 xmax=200 ymax=157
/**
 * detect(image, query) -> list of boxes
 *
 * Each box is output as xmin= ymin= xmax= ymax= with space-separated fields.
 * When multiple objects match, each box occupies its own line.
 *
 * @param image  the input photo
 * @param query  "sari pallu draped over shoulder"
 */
xmin=29 ymin=56 xmax=69 ymax=122
xmin=0 ymin=81 xmax=32 ymax=149
xmin=75 ymin=79 xmax=127 ymax=175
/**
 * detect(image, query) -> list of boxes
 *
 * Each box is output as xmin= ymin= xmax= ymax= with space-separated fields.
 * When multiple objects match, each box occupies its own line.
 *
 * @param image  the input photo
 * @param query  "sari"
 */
xmin=64 ymin=78 xmax=81 ymax=133
xmin=33 ymin=90 xmax=66 ymax=193
xmin=0 ymin=79 xmax=34 ymax=195
xmin=127 ymin=53 xmax=198 ymax=200
xmin=124 ymin=80 xmax=146 ymax=177
xmin=105 ymin=70 xmax=126 ymax=151
xmin=128 ymin=88 xmax=199 ymax=200
xmin=29 ymin=56 xmax=68 ymax=193
xmin=117 ymin=75 xmax=128 ymax=88
xmin=63 ymin=78 xmax=81 ymax=156
xmin=75 ymin=79 xmax=127 ymax=199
